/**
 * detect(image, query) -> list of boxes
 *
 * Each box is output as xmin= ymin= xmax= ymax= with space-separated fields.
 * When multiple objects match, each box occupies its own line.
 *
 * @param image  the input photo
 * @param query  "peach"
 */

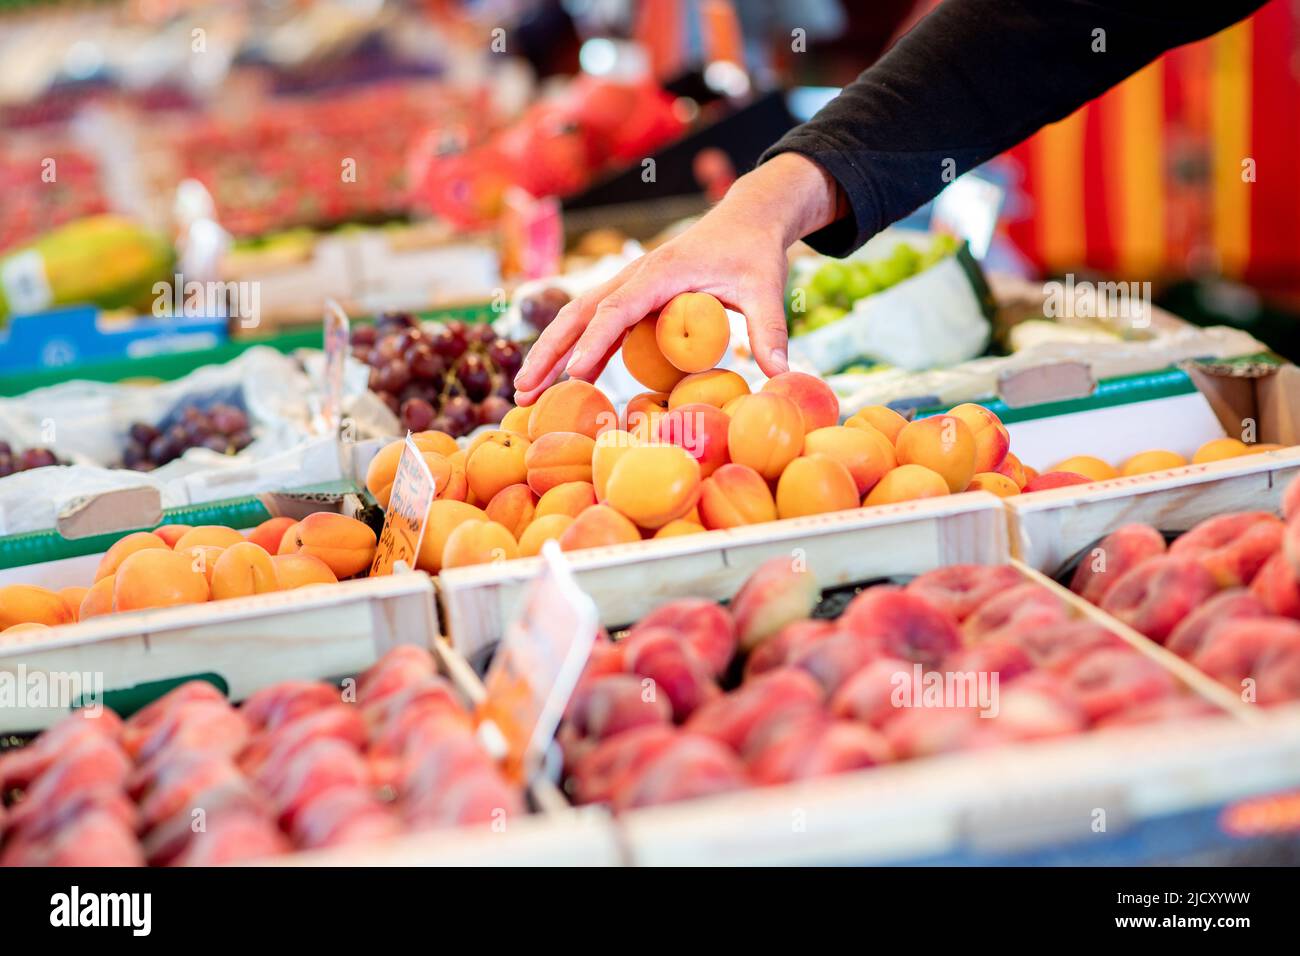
xmin=153 ymin=524 xmax=192 ymax=548
xmin=746 ymin=717 xmax=893 ymax=785
xmin=622 ymin=315 xmax=687 ymax=392
xmin=840 ymin=585 xmax=962 ymax=668
xmin=655 ymin=292 xmax=730 ymax=373
xmin=364 ymin=432 xmax=458 ymax=508
xmin=1193 ymin=438 xmax=1249 ymax=464
xmin=730 ymin=556 xmax=820 ymax=652
xmin=743 ymin=619 xmax=835 ymax=679
xmin=963 ymin=582 xmax=1070 ymax=644
xmin=632 ymin=598 xmax=737 ymax=677
xmin=415 ymin=501 xmax=486 ymax=573
xmin=210 ymin=542 xmax=279 ymax=600
xmin=1069 ymin=524 xmax=1167 ymax=605
xmin=466 ymin=430 xmax=530 ymax=503
xmin=789 ymin=631 xmax=883 ymax=696
xmin=94 ymin=531 xmax=170 ymax=582
xmin=948 ymin=403 xmax=1010 ymax=472
xmin=654 ymin=520 xmax=705 ymax=539
xmin=284 ymin=513 xmax=377 ymax=579
xmin=687 ymin=667 xmax=825 ymax=751
xmin=441 ymin=520 xmax=518 ymax=570
xmin=525 ymin=431 xmax=596 ymax=495
xmin=607 ymin=734 xmax=749 ymax=811
xmin=1120 ymin=449 xmax=1188 ymax=476
xmin=0 ymin=584 xmax=74 ymax=630
xmin=1195 ymin=619 xmax=1300 ymax=704
xmin=623 ymin=391 xmax=670 ymax=444
xmin=1023 ymin=471 xmax=1093 ymax=492
xmin=604 ymin=444 xmax=701 ymax=529
xmin=1062 ymin=648 xmax=1178 ymax=723
xmin=59 ymin=586 xmax=89 ymax=622
xmin=518 ymin=514 xmax=576 ymax=557
xmin=1283 ymin=474 xmax=1300 ymax=521
xmin=567 ymin=673 xmax=672 ymax=741
xmin=1168 ymin=588 xmax=1271 ymax=660
xmin=1013 ymin=621 xmax=1124 ymax=674
xmin=1170 ymin=511 xmax=1284 ymax=587
xmin=726 ymin=393 xmax=804 ymax=480
xmin=569 ymin=724 xmax=679 ymax=805
xmin=761 ymin=371 xmax=838 ymax=433
xmin=113 ymin=549 xmax=210 ymax=611
xmin=484 ymin=484 xmax=538 ymax=540
xmin=174 ymin=526 xmax=247 ymax=551
xmin=846 ymin=405 xmax=908 ymax=444
xmin=994 ymin=451 xmax=1028 ymax=488
xmin=271 ymin=553 xmax=339 ymax=590
xmin=1250 ymin=553 xmax=1300 ymax=619
xmin=499 ymin=404 xmax=532 ymax=438
xmin=967 ymin=472 xmax=1020 ymax=497
xmin=1050 ymin=455 xmax=1119 ymax=482
xmin=775 ymin=454 xmax=859 ymax=519
xmin=560 ymin=504 xmax=640 ymax=552
xmin=829 ymin=655 xmax=917 ymax=728
xmin=697 ymin=462 xmax=777 ymax=530
xmin=621 ymin=626 xmax=719 ymax=720
xmin=657 ymin=402 xmax=730 ymax=478
xmin=803 ymin=426 xmax=893 ymax=496
xmin=895 ymin=415 xmax=976 ymax=493
xmin=79 ymin=576 xmax=116 ymax=621
xmin=667 ymin=368 xmax=749 ymax=411
xmin=535 ymin=481 xmax=597 ymax=520
xmin=244 ymin=517 xmax=296 ymax=554
xmin=528 ymin=379 xmax=616 ymax=441
xmin=906 ymin=564 xmax=1027 ymax=622
xmin=862 ymin=464 xmax=949 ymax=506
xmin=1099 ymin=554 xmax=1220 ymax=643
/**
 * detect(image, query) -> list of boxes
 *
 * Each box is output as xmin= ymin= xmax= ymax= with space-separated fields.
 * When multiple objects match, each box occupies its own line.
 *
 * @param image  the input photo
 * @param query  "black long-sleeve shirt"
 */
xmin=763 ymin=0 xmax=1268 ymax=256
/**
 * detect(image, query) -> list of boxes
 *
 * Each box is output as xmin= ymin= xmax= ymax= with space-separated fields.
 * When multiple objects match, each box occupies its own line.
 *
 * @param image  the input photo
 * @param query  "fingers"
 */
xmin=512 ymin=342 xmax=575 ymax=407
xmin=738 ymin=283 xmax=791 ymax=378
xmin=513 ymin=274 xmax=622 ymax=402
xmin=564 ymin=269 xmax=675 ymax=381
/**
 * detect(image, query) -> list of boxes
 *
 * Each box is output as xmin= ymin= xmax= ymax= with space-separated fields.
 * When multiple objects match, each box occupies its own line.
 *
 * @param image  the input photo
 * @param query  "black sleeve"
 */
xmin=762 ymin=0 xmax=1267 ymax=256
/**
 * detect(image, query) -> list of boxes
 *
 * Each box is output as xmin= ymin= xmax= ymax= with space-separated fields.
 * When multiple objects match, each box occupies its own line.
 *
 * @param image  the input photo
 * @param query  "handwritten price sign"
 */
xmin=321 ymin=299 xmax=351 ymax=433
xmin=369 ymin=434 xmax=437 ymax=576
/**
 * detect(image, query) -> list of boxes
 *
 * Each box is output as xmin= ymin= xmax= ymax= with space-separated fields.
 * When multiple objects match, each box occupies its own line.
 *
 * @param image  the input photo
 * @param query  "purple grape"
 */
xmin=456 ymin=353 xmax=493 ymax=402
xmin=477 ymin=396 xmax=512 ymax=426
xmin=440 ymin=396 xmax=477 ymax=437
xmin=520 ymin=287 xmax=570 ymax=332
xmin=18 ymin=447 xmax=58 ymax=470
xmin=128 ymin=423 xmax=159 ymax=446
xmin=467 ymin=324 xmax=497 ymax=348
xmin=401 ymin=398 xmax=436 ymax=432
xmin=494 ymin=376 xmax=516 ymax=400
xmin=487 ymin=339 xmax=524 ymax=378
xmin=202 ymin=434 xmax=231 ymax=453
xmin=406 ymin=343 xmax=447 ymax=382
xmin=430 ymin=327 xmax=467 ymax=362
xmin=0 ymin=454 xmax=14 ymax=478
xmin=149 ymin=434 xmax=180 ymax=464
xmin=373 ymin=359 xmax=412 ymax=394
xmin=0 ymin=440 xmax=11 ymax=457
xmin=374 ymin=336 xmax=405 ymax=364
xmin=123 ymin=441 xmax=148 ymax=469
xmin=377 ymin=311 xmax=417 ymax=332
xmin=350 ymin=325 xmax=378 ymax=347
xmin=377 ymin=391 xmax=401 ymax=416
xmin=443 ymin=378 xmax=466 ymax=400
xmin=230 ymin=430 xmax=253 ymax=451
xmin=210 ymin=405 xmax=249 ymax=435
xmin=352 ymin=346 xmax=373 ymax=365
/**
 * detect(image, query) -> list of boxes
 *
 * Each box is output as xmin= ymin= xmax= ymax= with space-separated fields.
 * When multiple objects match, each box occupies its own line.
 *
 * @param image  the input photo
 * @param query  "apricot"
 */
xmin=624 ymin=391 xmax=670 ymax=443
xmin=466 ymin=430 xmax=530 ymax=503
xmin=485 ymin=484 xmax=538 ymax=540
xmin=803 ymin=425 xmax=893 ymax=496
xmin=283 ymin=513 xmax=377 ymax=578
xmin=0 ymin=584 xmax=74 ymax=630
xmin=182 ymin=545 xmax=226 ymax=585
xmin=1051 ymin=455 xmax=1119 ymax=482
xmin=774 ymin=454 xmax=859 ymax=519
xmin=862 ymin=464 xmax=950 ymax=506
xmin=948 ymin=403 xmax=1010 ymax=472
xmin=174 ymin=526 xmax=246 ymax=552
xmin=698 ymin=463 xmax=778 ymax=530
xmin=1120 ymin=449 xmax=1188 ymax=476
xmin=153 ymin=524 xmax=192 ymax=548
xmin=518 ymin=514 xmax=575 ymax=557
xmin=559 ymin=505 xmax=641 ymax=551
xmin=271 ymin=553 xmax=339 ymax=589
xmin=1023 ymin=465 xmax=1040 ymax=482
xmin=113 ymin=549 xmax=210 ymax=611
xmin=499 ymin=404 xmax=533 ymax=438
xmin=604 ymin=445 xmax=701 ymax=529
xmin=442 ymin=520 xmax=518 ymax=570
xmin=246 ymin=516 xmax=297 ymax=553
xmin=1193 ymin=438 xmax=1250 ymax=464
xmin=591 ymin=429 xmax=639 ymax=501
xmin=3 ymin=622 xmax=50 ymax=636
xmin=415 ymin=500 xmax=487 ymax=573
xmin=846 ymin=405 xmax=908 ymax=444
xmin=894 ymin=415 xmax=976 ymax=493
xmin=525 ymin=431 xmax=596 ymax=495
xmin=622 ymin=315 xmax=688 ymax=392
xmin=210 ymin=542 xmax=279 ymax=600
xmin=1023 ymin=471 xmax=1093 ymax=492
xmin=79 ymin=576 xmax=116 ymax=621
xmin=762 ymin=371 xmax=838 ymax=432
xmin=655 ymin=520 xmax=706 ymax=539
xmin=657 ymin=402 xmax=730 ymax=478
xmin=364 ymin=431 xmax=458 ymax=508
xmin=59 ymin=586 xmax=89 ymax=622
xmin=534 ymin=481 xmax=596 ymax=520
xmin=94 ymin=531 xmax=170 ymax=582
xmin=277 ymin=522 xmax=302 ymax=555
xmin=667 ymin=368 xmax=749 ymax=410
xmin=655 ymin=292 xmax=730 ymax=373
xmin=994 ymin=450 xmax=1029 ymax=488
xmin=727 ymin=393 xmax=804 ymax=480
xmin=442 ymin=449 xmax=469 ymax=502
xmin=967 ymin=472 xmax=1020 ymax=497
xmin=528 ymin=379 xmax=616 ymax=441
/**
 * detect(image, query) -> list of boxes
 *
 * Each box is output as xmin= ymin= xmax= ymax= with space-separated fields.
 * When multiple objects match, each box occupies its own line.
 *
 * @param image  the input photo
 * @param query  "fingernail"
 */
xmin=771 ymin=348 xmax=788 ymax=371
xmin=565 ymin=348 xmax=583 ymax=373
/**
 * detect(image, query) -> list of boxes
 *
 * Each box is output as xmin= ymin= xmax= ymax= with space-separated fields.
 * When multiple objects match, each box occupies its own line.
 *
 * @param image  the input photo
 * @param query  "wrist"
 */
xmin=724 ymin=152 xmax=845 ymax=248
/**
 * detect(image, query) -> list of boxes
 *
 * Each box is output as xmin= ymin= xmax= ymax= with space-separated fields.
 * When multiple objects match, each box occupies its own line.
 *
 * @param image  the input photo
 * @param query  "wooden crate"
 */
xmin=438 ymin=492 xmax=1010 ymax=667
xmin=1008 ymin=447 xmax=1300 ymax=573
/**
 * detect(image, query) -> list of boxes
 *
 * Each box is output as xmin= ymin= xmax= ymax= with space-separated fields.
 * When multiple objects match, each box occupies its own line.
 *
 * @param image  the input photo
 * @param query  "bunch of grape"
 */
xmin=351 ymin=312 xmax=527 ymax=439
xmin=0 ymin=441 xmax=64 ymax=477
xmin=518 ymin=286 xmax=570 ymax=333
xmin=122 ymin=404 xmax=253 ymax=471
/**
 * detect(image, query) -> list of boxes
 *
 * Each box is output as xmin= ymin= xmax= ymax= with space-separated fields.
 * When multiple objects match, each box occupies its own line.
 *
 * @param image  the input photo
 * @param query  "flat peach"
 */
xmin=655 ymin=292 xmax=730 ymax=373
xmin=624 ymin=391 xmax=670 ymax=443
xmin=668 ymin=368 xmax=749 ymax=410
xmin=528 ymin=379 xmax=617 ymax=441
xmin=591 ymin=429 xmax=639 ymax=501
xmin=525 ymin=431 xmax=596 ymax=495
xmin=862 ymin=464 xmax=949 ymax=506
xmin=605 ymin=445 xmax=701 ymax=529
xmin=727 ymin=393 xmax=804 ymax=480
xmin=466 ymin=430 xmax=530 ymax=503
xmin=775 ymin=455 xmax=858 ymax=519
xmin=534 ymin=481 xmax=597 ymax=520
xmin=623 ymin=314 xmax=688 ymax=392
xmin=761 ymin=372 xmax=838 ymax=432
xmin=846 ymin=405 xmax=908 ymax=444
xmin=1193 ymin=438 xmax=1249 ymax=464
xmin=94 ymin=531 xmax=170 ymax=582
xmin=803 ymin=425 xmax=893 ymax=496
xmin=894 ymin=415 xmax=976 ymax=493
xmin=79 ymin=576 xmax=116 ymax=621
xmin=272 ymin=553 xmax=339 ymax=589
xmin=948 ymin=403 xmax=1010 ymax=473
xmin=559 ymin=505 xmax=641 ymax=551
xmin=657 ymin=402 xmax=730 ymax=478
xmin=153 ymin=524 xmax=191 ymax=548
xmin=442 ymin=520 xmax=518 ymax=570
xmin=0 ymin=584 xmax=74 ymax=629
xmin=485 ymin=483 xmax=538 ymax=540
xmin=518 ymin=514 xmax=576 ymax=556
xmin=210 ymin=542 xmax=280 ymax=600
xmin=654 ymin=520 xmax=706 ymax=539
xmin=114 ymin=549 xmax=210 ymax=611
xmin=698 ymin=463 xmax=778 ymax=530
xmin=1050 ymin=455 xmax=1119 ymax=482
xmin=966 ymin=472 xmax=1020 ymax=497
xmin=1120 ymin=449 xmax=1188 ymax=476
xmin=173 ymin=525 xmax=246 ymax=552
xmin=416 ymin=500 xmax=487 ymax=573
xmin=285 ymin=513 xmax=377 ymax=578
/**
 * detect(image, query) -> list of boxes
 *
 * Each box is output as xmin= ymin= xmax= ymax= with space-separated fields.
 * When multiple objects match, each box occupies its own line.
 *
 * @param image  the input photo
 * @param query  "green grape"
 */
xmin=806 ymin=304 xmax=848 ymax=331
xmin=810 ymin=261 xmax=850 ymax=299
xmin=888 ymin=242 xmax=921 ymax=276
xmin=843 ymin=263 xmax=879 ymax=302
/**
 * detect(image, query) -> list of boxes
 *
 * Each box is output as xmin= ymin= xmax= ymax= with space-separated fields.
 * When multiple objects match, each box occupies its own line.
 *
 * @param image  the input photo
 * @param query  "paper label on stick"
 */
xmin=478 ymin=541 xmax=598 ymax=782
xmin=369 ymin=434 xmax=436 ymax=576
xmin=322 ymin=299 xmax=351 ymax=433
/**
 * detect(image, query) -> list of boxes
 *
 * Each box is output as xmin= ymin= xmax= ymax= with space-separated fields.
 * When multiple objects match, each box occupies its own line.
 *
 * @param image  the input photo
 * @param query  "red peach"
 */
xmin=761 ymin=371 xmax=839 ymax=433
xmin=630 ymin=598 xmax=737 ymax=678
xmin=1099 ymin=555 xmax=1220 ymax=644
xmin=608 ymin=734 xmax=750 ymax=811
xmin=906 ymin=564 xmax=1026 ymax=622
xmin=964 ymin=582 xmax=1071 ymax=644
xmin=948 ymin=403 xmax=1010 ymax=473
xmin=1169 ymin=511 xmax=1285 ymax=587
xmin=621 ymin=627 xmax=718 ymax=721
xmin=1168 ymin=588 xmax=1271 ymax=660
xmin=729 ymin=556 xmax=820 ymax=652
xmin=839 ymin=585 xmax=962 ymax=668
xmin=1069 ymin=524 xmax=1167 ymax=605
xmin=685 ymin=667 xmax=825 ymax=752
xmin=1251 ymin=552 xmax=1300 ymax=620
xmin=745 ymin=716 xmax=892 ymax=786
